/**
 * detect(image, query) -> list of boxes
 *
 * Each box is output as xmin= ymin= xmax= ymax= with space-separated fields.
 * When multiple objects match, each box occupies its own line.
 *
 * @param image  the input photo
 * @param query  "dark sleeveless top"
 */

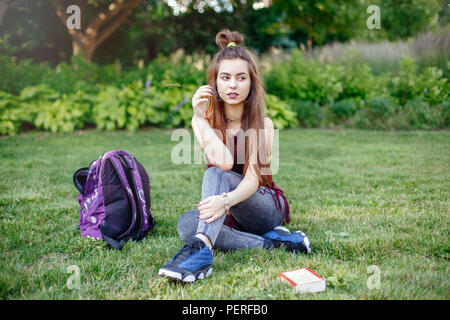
xmin=206 ymin=134 xmax=290 ymax=227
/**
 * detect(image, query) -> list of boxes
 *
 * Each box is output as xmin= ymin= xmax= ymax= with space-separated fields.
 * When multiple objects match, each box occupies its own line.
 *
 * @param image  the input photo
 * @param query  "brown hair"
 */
xmin=205 ymin=29 xmax=273 ymax=187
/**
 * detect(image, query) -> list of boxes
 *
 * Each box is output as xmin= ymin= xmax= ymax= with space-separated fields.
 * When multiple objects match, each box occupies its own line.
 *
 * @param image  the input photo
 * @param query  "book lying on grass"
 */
xmin=280 ymin=268 xmax=326 ymax=294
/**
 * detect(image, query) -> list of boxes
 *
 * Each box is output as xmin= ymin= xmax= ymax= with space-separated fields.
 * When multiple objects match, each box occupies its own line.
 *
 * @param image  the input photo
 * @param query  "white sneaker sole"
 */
xmin=304 ymin=236 xmax=312 ymax=254
xmin=158 ymin=267 xmax=213 ymax=283
xmin=274 ymin=226 xmax=291 ymax=234
xmin=294 ymin=231 xmax=312 ymax=254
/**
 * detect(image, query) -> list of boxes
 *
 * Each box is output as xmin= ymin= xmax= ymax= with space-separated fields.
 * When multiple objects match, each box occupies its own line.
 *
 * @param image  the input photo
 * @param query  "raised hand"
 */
xmin=192 ymin=85 xmax=214 ymax=118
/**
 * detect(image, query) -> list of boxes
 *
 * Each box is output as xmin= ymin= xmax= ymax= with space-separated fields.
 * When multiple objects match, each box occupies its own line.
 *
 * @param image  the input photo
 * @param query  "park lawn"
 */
xmin=0 ymin=127 xmax=448 ymax=300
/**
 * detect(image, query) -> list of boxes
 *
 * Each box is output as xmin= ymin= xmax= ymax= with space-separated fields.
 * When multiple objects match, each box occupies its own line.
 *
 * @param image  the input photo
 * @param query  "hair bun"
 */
xmin=215 ymin=29 xmax=244 ymax=50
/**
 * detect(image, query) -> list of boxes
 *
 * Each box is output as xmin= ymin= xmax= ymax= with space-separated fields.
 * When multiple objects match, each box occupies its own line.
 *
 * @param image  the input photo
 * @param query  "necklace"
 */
xmin=225 ymin=116 xmax=242 ymax=122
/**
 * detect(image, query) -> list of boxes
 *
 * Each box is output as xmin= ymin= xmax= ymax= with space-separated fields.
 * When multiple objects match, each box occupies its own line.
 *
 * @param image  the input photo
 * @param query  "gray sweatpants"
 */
xmin=177 ymin=166 xmax=287 ymax=251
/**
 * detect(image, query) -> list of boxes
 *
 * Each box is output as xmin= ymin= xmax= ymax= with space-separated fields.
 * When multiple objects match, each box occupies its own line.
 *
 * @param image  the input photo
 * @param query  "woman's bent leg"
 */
xmin=195 ymin=167 xmax=241 ymax=245
xmin=178 ymin=209 xmax=265 ymax=251
xmin=193 ymin=166 xmax=286 ymax=248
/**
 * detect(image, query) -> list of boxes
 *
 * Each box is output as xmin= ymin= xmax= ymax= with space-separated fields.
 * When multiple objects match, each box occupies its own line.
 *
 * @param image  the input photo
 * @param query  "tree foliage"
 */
xmin=0 ymin=0 xmax=446 ymax=65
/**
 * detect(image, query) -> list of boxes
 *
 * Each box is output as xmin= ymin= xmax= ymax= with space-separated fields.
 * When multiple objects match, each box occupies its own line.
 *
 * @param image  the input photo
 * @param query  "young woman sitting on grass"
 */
xmin=158 ymin=29 xmax=311 ymax=283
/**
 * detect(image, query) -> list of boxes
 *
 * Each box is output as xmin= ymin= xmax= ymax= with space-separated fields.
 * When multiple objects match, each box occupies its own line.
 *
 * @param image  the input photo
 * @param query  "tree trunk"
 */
xmin=307 ymin=34 xmax=312 ymax=51
xmin=306 ymin=17 xmax=313 ymax=51
xmin=72 ymin=39 xmax=95 ymax=61
xmin=55 ymin=0 xmax=140 ymax=62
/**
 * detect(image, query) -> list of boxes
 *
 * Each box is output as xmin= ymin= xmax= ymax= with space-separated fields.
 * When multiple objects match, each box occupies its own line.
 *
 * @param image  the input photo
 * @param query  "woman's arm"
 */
xmin=192 ymin=115 xmax=234 ymax=171
xmin=226 ymin=164 xmax=260 ymax=207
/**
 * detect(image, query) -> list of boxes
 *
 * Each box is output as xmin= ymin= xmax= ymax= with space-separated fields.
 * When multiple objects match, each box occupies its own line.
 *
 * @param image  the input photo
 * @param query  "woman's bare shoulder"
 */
xmin=264 ymin=116 xmax=274 ymax=130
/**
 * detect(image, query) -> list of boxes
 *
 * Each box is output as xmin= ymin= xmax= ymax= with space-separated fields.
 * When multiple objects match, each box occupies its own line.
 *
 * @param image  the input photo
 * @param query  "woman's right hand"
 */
xmin=192 ymin=85 xmax=214 ymax=118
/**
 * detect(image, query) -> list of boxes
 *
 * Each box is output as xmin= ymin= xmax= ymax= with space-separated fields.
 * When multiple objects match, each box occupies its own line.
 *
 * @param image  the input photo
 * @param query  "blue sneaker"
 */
xmin=263 ymin=226 xmax=311 ymax=254
xmin=158 ymin=236 xmax=213 ymax=283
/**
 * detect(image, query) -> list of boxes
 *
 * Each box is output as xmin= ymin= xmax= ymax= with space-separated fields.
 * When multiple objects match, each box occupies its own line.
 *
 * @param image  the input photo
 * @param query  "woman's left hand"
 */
xmin=197 ymin=195 xmax=227 ymax=224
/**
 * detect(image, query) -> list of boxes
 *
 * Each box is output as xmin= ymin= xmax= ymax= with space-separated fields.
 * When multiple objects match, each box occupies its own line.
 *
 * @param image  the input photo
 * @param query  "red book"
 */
xmin=280 ymin=268 xmax=326 ymax=294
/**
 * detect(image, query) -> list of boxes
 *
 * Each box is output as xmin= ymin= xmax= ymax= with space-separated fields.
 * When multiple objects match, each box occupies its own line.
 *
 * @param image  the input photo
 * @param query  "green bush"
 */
xmin=390 ymin=58 xmax=449 ymax=107
xmin=92 ymin=81 xmax=196 ymax=131
xmin=0 ymin=84 xmax=96 ymax=134
xmin=390 ymin=58 xmax=418 ymax=106
xmin=41 ymin=57 xmax=98 ymax=95
xmin=0 ymin=91 xmax=21 ymax=135
xmin=330 ymin=100 xmax=358 ymax=119
xmin=0 ymin=48 xmax=448 ymax=135
xmin=0 ymin=56 xmax=52 ymax=95
xmin=265 ymin=94 xmax=298 ymax=129
xmin=264 ymin=49 xmax=343 ymax=104
xmin=350 ymin=97 xmax=399 ymax=130
xmin=401 ymin=98 xmax=441 ymax=130
xmin=292 ymin=100 xmax=321 ymax=128
xmin=93 ymin=82 xmax=147 ymax=131
xmin=149 ymin=55 xmax=204 ymax=87
xmin=164 ymin=85 xmax=198 ymax=129
xmin=365 ymin=97 xmax=397 ymax=118
xmin=416 ymin=66 xmax=449 ymax=106
xmin=0 ymin=53 xmax=205 ymax=97
xmin=337 ymin=51 xmax=389 ymax=101
xmin=34 ymin=93 xmax=92 ymax=133
xmin=144 ymin=84 xmax=195 ymax=129
xmin=439 ymin=100 xmax=450 ymax=128
xmin=17 ymin=84 xmax=61 ymax=126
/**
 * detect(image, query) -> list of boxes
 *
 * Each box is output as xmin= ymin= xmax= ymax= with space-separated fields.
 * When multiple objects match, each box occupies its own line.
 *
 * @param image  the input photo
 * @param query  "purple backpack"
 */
xmin=73 ymin=150 xmax=156 ymax=250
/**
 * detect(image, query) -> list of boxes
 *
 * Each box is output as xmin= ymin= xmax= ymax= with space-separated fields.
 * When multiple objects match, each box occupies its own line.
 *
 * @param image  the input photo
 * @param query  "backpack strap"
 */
xmin=117 ymin=154 xmax=150 ymax=234
xmin=99 ymin=225 xmax=125 ymax=250
xmin=106 ymin=156 xmax=139 ymax=240
xmin=99 ymin=225 xmax=142 ymax=250
xmin=73 ymin=167 xmax=89 ymax=194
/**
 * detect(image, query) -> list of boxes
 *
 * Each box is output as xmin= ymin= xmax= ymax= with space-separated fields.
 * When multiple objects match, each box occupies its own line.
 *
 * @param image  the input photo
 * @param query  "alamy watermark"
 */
xmin=366 ymin=265 xmax=381 ymax=290
xmin=367 ymin=5 xmax=381 ymax=30
xmin=66 ymin=5 xmax=81 ymax=30
xmin=171 ymin=128 xmax=279 ymax=175
xmin=66 ymin=265 xmax=81 ymax=290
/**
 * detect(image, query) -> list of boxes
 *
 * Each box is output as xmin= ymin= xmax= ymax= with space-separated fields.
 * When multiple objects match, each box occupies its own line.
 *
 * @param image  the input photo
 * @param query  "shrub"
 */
xmin=416 ymin=66 xmax=449 ymax=106
xmin=165 ymin=84 xmax=198 ymax=129
xmin=337 ymin=51 xmax=378 ymax=100
xmin=93 ymin=82 xmax=148 ymax=131
xmin=390 ymin=58 xmax=418 ymax=106
xmin=330 ymin=100 xmax=358 ymax=119
xmin=17 ymin=84 xmax=60 ymax=125
xmin=0 ymin=91 xmax=21 ymax=135
xmin=265 ymin=94 xmax=298 ymax=129
xmin=388 ymin=58 xmax=449 ymax=107
xmin=264 ymin=49 xmax=343 ymax=104
xmin=439 ymin=100 xmax=450 ymax=128
xmin=0 ymin=56 xmax=52 ymax=95
xmin=402 ymin=98 xmax=441 ymax=130
xmin=144 ymin=84 xmax=196 ymax=129
xmin=34 ymin=93 xmax=92 ymax=133
xmin=291 ymin=100 xmax=321 ymax=128
xmin=350 ymin=97 xmax=398 ymax=130
xmin=365 ymin=97 xmax=397 ymax=118
xmin=1 ymin=46 xmax=448 ymax=135
xmin=92 ymin=81 xmax=196 ymax=131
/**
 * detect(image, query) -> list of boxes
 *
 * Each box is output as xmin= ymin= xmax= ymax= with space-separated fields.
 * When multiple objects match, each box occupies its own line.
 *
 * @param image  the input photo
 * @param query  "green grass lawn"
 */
xmin=0 ymin=127 xmax=448 ymax=299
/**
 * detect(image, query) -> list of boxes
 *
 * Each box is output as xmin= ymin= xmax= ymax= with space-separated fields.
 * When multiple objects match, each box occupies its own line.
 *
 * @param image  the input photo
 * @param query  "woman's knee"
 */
xmin=203 ymin=166 xmax=241 ymax=188
xmin=204 ymin=166 xmax=224 ymax=180
xmin=176 ymin=209 xmax=199 ymax=241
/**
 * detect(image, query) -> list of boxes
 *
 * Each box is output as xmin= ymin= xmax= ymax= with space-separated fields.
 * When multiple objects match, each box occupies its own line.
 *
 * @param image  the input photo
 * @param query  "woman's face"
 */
xmin=216 ymin=58 xmax=251 ymax=106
